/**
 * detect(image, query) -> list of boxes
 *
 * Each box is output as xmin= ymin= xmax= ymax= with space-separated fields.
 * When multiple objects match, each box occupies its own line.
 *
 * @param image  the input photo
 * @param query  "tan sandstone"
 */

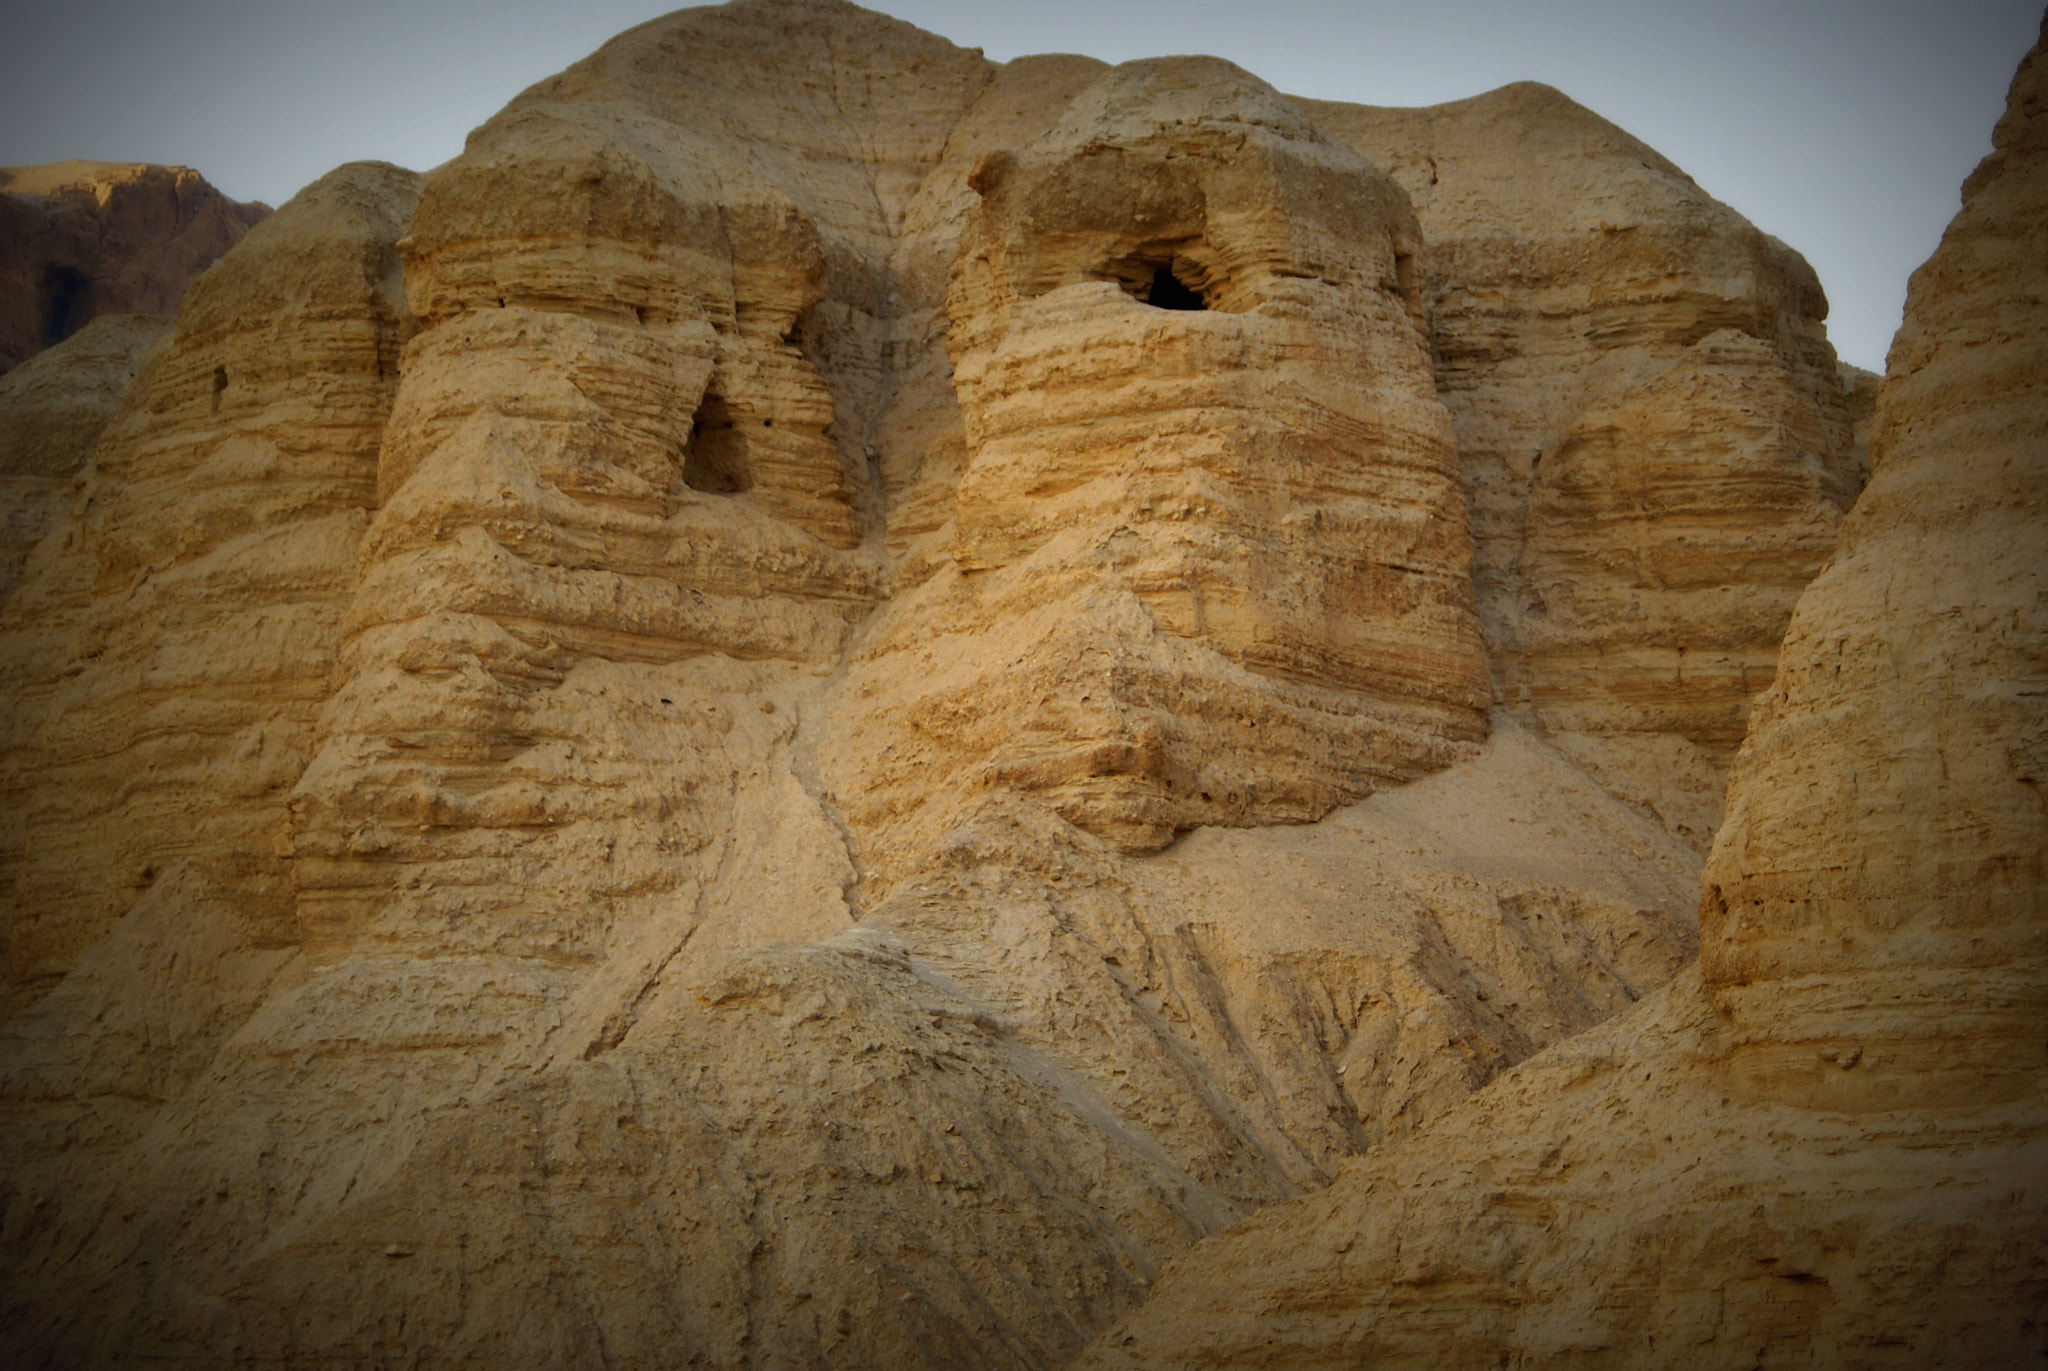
xmin=1074 ymin=17 xmax=2048 ymax=1369
xmin=0 ymin=160 xmax=421 ymax=1014
xmin=0 ymin=1 xmax=1984 ymax=1366
xmin=0 ymin=312 xmax=171 ymax=603
xmin=1306 ymin=86 xmax=1870 ymax=848
xmin=824 ymin=53 xmax=1488 ymax=865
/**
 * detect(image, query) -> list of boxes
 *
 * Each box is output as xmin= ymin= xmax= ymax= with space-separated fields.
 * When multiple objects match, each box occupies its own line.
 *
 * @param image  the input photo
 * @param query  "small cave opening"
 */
xmin=1104 ymin=251 xmax=1211 ymax=312
xmin=40 ymin=268 xmax=93 ymax=348
xmin=682 ymin=390 xmax=753 ymax=494
xmin=1144 ymin=264 xmax=1205 ymax=311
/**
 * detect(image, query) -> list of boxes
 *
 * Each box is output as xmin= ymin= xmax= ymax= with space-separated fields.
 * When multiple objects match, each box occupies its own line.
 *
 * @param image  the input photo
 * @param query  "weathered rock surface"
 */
xmin=1699 ymin=17 xmax=2048 ymax=1109
xmin=0 ymin=706 xmax=1699 ymax=1367
xmin=0 ymin=160 xmax=421 ymax=1015
xmin=1074 ymin=18 xmax=2048 ymax=1368
xmin=1306 ymin=87 xmax=1870 ymax=847
xmin=830 ymin=56 xmax=1487 ymax=861
xmin=0 ymin=312 xmax=171 ymax=603
xmin=0 ymin=161 xmax=266 ymax=374
xmin=1076 ymin=964 xmax=2047 ymax=1369
xmin=0 ymin=0 xmax=1985 ymax=1365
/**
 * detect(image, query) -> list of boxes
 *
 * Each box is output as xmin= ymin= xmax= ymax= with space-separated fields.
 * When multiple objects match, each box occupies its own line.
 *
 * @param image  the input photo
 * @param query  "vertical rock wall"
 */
xmin=1700 ymin=10 xmax=2048 ymax=1108
xmin=0 ymin=313 xmax=171 ymax=603
xmin=0 ymin=163 xmax=420 ymax=1015
xmin=827 ymin=57 xmax=1489 ymax=860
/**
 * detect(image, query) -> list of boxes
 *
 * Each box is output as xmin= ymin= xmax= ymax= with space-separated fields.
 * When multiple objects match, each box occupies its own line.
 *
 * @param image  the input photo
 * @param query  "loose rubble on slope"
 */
xmin=3 ymin=1 xmax=2032 ymax=1367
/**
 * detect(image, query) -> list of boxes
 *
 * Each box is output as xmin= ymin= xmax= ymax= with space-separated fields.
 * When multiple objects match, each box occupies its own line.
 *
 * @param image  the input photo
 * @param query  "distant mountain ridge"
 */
xmin=0 ymin=159 xmax=266 ymax=374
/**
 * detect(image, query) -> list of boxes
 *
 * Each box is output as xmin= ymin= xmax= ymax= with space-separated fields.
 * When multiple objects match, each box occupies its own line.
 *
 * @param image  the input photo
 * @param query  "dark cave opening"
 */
xmin=1144 ymin=264 xmax=1205 ymax=311
xmin=41 ymin=268 xmax=93 ymax=348
xmin=682 ymin=390 xmax=753 ymax=494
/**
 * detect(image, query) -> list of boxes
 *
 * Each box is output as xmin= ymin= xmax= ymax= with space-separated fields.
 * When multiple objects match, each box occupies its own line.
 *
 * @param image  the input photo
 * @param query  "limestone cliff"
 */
xmin=1307 ymin=87 xmax=1869 ymax=847
xmin=0 ymin=161 xmax=266 ymax=374
xmin=0 ymin=313 xmax=171 ymax=603
xmin=830 ymin=54 xmax=1487 ymax=863
xmin=1075 ymin=18 xmax=2048 ymax=1368
xmin=0 ymin=162 xmax=420 ymax=1019
xmin=0 ymin=1 xmax=1971 ymax=1367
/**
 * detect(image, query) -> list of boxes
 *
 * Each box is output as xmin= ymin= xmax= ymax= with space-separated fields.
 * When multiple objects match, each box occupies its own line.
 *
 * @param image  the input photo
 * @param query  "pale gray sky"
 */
xmin=2 ymin=0 xmax=2038 ymax=372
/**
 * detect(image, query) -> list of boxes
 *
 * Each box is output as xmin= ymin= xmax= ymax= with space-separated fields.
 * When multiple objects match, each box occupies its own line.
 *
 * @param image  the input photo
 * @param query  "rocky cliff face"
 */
xmin=0 ymin=313 xmax=171 ymax=603
xmin=832 ymin=54 xmax=1486 ymax=865
xmin=0 ymin=162 xmax=420 ymax=1018
xmin=0 ymin=161 xmax=267 ymax=374
xmin=0 ymin=1 xmax=2004 ymax=1367
xmin=1073 ymin=17 xmax=2048 ymax=1369
xmin=1306 ymin=89 xmax=1870 ymax=848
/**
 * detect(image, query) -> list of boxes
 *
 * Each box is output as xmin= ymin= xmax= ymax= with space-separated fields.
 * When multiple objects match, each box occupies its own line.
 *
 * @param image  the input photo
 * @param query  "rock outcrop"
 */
xmin=829 ymin=56 xmax=1487 ymax=862
xmin=0 ymin=313 xmax=171 ymax=603
xmin=0 ymin=0 xmax=1984 ymax=1366
xmin=1306 ymin=88 xmax=1870 ymax=847
xmin=1074 ymin=18 xmax=2048 ymax=1368
xmin=0 ymin=161 xmax=420 ymax=1015
xmin=0 ymin=161 xmax=266 ymax=374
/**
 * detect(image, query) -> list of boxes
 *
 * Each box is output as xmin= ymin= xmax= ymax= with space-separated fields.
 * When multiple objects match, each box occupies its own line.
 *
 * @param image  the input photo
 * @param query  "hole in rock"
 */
xmin=1100 ymin=250 xmax=1218 ymax=311
xmin=211 ymin=366 xmax=228 ymax=413
xmin=1144 ymin=264 xmax=1205 ymax=311
xmin=682 ymin=390 xmax=753 ymax=494
xmin=41 ymin=267 xmax=92 ymax=348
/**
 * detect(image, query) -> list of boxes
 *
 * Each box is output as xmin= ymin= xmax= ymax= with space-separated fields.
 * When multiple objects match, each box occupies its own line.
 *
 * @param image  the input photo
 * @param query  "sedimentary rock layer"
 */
xmin=1074 ymin=20 xmax=2048 ymax=1368
xmin=0 ymin=313 xmax=170 ymax=603
xmin=0 ymin=1 xmax=1939 ymax=1366
xmin=0 ymin=162 xmax=420 ymax=1014
xmin=0 ymin=161 xmax=266 ymax=374
xmin=828 ymin=55 xmax=1488 ymax=860
xmin=1699 ymin=18 xmax=2048 ymax=1108
xmin=1307 ymin=87 xmax=1870 ymax=847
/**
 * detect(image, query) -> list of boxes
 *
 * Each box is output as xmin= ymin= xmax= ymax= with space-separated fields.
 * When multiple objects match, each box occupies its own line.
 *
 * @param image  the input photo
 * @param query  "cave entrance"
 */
xmin=1103 ymin=251 xmax=1210 ymax=312
xmin=41 ymin=267 xmax=92 ymax=348
xmin=1144 ymin=264 xmax=1205 ymax=311
xmin=682 ymin=390 xmax=752 ymax=494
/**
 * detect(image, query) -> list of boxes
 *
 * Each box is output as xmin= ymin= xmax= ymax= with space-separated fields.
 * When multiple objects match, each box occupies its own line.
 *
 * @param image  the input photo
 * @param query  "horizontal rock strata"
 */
xmin=1307 ymin=86 xmax=1870 ymax=847
xmin=830 ymin=55 xmax=1488 ymax=861
xmin=0 ymin=313 xmax=170 ymax=603
xmin=1073 ymin=19 xmax=2048 ymax=1368
xmin=0 ymin=161 xmax=420 ymax=1017
xmin=0 ymin=0 xmax=1961 ymax=1366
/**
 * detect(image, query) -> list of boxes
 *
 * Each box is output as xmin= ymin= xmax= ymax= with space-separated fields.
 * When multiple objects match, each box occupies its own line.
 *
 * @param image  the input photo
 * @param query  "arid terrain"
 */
xmin=0 ymin=2 xmax=2040 ymax=1366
